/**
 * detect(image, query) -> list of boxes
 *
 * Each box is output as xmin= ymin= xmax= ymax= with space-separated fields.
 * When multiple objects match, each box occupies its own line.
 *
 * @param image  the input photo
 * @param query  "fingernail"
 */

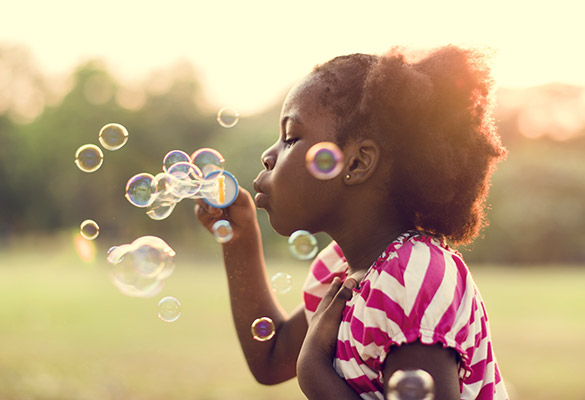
xmin=344 ymin=278 xmax=356 ymax=290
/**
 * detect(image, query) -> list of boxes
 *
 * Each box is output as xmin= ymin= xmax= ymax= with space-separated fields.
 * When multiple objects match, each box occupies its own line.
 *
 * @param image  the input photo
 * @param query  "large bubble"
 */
xmin=125 ymin=173 xmax=157 ymax=207
xmin=106 ymin=236 xmax=176 ymax=298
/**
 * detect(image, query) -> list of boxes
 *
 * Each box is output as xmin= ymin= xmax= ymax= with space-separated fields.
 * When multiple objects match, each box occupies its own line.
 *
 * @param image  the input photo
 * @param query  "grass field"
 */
xmin=1 ymin=239 xmax=584 ymax=400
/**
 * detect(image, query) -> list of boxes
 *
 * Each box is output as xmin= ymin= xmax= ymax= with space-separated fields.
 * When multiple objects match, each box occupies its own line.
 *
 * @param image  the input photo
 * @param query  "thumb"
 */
xmin=324 ymin=278 xmax=356 ymax=316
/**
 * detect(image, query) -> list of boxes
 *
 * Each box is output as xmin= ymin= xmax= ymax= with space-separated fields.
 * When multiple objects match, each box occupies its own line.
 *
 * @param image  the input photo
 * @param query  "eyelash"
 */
xmin=283 ymin=138 xmax=298 ymax=147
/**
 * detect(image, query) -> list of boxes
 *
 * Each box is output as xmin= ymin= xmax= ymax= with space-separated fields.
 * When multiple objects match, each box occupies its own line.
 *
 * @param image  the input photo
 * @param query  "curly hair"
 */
xmin=313 ymin=46 xmax=506 ymax=245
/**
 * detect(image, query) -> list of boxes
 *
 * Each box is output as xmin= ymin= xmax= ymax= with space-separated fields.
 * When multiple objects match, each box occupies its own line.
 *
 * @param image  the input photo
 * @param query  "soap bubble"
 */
xmin=158 ymin=296 xmax=182 ymax=322
xmin=125 ymin=173 xmax=157 ymax=207
xmin=163 ymin=150 xmax=191 ymax=173
xmin=165 ymin=161 xmax=203 ymax=199
xmin=305 ymin=142 xmax=344 ymax=180
xmin=80 ymin=219 xmax=100 ymax=240
xmin=288 ymin=230 xmax=318 ymax=260
xmin=217 ymin=106 xmax=240 ymax=128
xmin=386 ymin=369 xmax=435 ymax=400
xmin=212 ymin=219 xmax=233 ymax=243
xmin=251 ymin=317 xmax=276 ymax=342
xmin=98 ymin=123 xmax=128 ymax=151
xmin=271 ymin=272 xmax=292 ymax=294
xmin=106 ymin=236 xmax=176 ymax=298
xmin=75 ymin=144 xmax=103 ymax=173
xmin=190 ymin=148 xmax=225 ymax=176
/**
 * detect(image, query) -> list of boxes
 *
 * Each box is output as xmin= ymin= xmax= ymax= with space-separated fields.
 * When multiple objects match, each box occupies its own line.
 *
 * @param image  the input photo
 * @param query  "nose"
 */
xmin=261 ymin=147 xmax=276 ymax=170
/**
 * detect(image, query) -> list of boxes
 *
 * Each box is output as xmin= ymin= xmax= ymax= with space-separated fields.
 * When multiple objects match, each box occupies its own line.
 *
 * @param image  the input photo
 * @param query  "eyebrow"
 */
xmin=281 ymin=115 xmax=302 ymax=132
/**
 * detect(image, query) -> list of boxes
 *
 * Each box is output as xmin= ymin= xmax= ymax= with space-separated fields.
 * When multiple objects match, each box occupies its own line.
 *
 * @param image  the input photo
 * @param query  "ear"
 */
xmin=342 ymin=139 xmax=381 ymax=185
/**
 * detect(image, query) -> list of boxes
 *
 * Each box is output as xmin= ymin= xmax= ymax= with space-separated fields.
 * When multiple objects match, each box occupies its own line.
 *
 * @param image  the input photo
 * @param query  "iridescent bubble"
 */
xmin=158 ymin=296 xmax=182 ymax=322
xmin=251 ymin=317 xmax=275 ymax=342
xmin=216 ymin=106 xmax=240 ymax=128
xmin=163 ymin=150 xmax=191 ymax=173
xmin=80 ymin=219 xmax=100 ymax=240
xmin=190 ymin=148 xmax=225 ymax=176
xmin=270 ymin=272 xmax=292 ymax=294
xmin=75 ymin=144 xmax=104 ymax=173
xmin=125 ymin=173 xmax=157 ymax=207
xmin=146 ymin=197 xmax=176 ymax=220
xmin=212 ymin=219 xmax=233 ymax=243
xmin=106 ymin=236 xmax=176 ymax=298
xmin=288 ymin=230 xmax=318 ymax=261
xmin=305 ymin=142 xmax=344 ymax=180
xmin=98 ymin=123 xmax=129 ymax=151
xmin=386 ymin=369 xmax=435 ymax=400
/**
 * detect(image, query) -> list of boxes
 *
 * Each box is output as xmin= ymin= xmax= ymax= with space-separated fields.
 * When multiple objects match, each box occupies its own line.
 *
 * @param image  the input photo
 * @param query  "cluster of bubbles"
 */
xmin=74 ymin=123 xmax=129 ymax=173
xmin=386 ymin=369 xmax=435 ymax=400
xmin=305 ymin=141 xmax=344 ymax=180
xmin=106 ymin=236 xmax=176 ymax=298
xmin=124 ymin=148 xmax=239 ymax=224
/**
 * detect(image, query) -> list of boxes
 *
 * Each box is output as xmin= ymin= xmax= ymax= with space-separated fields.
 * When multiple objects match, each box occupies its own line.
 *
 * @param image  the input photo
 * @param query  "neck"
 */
xmin=328 ymin=211 xmax=409 ymax=277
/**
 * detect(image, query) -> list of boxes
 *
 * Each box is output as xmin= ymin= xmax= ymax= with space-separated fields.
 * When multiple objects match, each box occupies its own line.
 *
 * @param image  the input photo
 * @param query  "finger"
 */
xmin=321 ymin=278 xmax=357 ymax=317
xmin=314 ymin=277 xmax=343 ymax=314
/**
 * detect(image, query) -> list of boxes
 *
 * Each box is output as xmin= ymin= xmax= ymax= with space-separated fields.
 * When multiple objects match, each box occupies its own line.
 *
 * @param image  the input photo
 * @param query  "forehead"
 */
xmin=280 ymin=73 xmax=335 ymax=128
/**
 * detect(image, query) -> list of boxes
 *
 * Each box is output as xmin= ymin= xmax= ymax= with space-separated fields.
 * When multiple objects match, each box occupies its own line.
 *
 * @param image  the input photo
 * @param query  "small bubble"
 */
xmin=212 ymin=219 xmax=234 ymax=243
xmin=288 ymin=230 xmax=318 ymax=261
xmin=271 ymin=272 xmax=292 ymax=294
xmin=80 ymin=219 xmax=100 ymax=240
xmin=75 ymin=144 xmax=104 ymax=173
xmin=305 ymin=142 xmax=344 ymax=180
xmin=158 ymin=296 xmax=182 ymax=322
xmin=216 ymin=106 xmax=240 ymax=128
xmin=386 ymin=369 xmax=435 ymax=400
xmin=98 ymin=123 xmax=129 ymax=151
xmin=251 ymin=317 xmax=275 ymax=342
xmin=125 ymin=173 xmax=156 ymax=207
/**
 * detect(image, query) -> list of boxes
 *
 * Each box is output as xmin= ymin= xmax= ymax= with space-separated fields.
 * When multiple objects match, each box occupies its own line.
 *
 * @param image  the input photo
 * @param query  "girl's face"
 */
xmin=253 ymin=73 xmax=345 ymax=236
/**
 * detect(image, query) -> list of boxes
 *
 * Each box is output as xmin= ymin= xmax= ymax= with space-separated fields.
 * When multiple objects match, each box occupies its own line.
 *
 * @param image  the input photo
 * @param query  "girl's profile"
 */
xmin=195 ymin=45 xmax=509 ymax=400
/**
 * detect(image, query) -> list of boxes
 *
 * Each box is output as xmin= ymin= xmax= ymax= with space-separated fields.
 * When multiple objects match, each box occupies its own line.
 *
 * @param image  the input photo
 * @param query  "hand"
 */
xmin=194 ymin=187 xmax=258 ymax=242
xmin=298 ymin=277 xmax=357 ymax=364
xmin=297 ymin=277 xmax=361 ymax=399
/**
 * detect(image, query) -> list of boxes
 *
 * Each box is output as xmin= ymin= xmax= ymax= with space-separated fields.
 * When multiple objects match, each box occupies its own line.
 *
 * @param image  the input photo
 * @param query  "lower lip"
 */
xmin=254 ymin=192 xmax=268 ymax=208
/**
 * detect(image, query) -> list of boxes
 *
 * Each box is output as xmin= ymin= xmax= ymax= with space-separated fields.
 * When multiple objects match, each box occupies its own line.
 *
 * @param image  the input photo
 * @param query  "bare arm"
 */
xmin=195 ymin=188 xmax=308 ymax=384
xmin=383 ymin=341 xmax=461 ymax=400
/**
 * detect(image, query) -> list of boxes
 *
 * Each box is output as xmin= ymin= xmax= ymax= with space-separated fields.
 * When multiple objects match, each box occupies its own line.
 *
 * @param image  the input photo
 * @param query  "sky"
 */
xmin=3 ymin=0 xmax=585 ymax=114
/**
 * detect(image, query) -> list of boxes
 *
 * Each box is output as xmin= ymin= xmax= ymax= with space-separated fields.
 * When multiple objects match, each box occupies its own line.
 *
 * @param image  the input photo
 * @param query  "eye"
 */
xmin=283 ymin=137 xmax=298 ymax=147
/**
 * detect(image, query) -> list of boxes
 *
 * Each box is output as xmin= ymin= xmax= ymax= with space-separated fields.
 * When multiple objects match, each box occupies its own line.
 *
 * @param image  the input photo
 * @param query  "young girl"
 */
xmin=195 ymin=45 xmax=509 ymax=400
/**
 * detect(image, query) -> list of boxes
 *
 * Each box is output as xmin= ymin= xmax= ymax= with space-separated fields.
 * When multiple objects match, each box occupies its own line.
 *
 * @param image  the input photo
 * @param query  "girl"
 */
xmin=195 ymin=45 xmax=509 ymax=400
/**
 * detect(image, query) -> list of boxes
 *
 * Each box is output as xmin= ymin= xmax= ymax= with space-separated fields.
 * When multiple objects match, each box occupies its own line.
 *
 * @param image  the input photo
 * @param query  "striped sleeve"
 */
xmin=352 ymin=236 xmax=475 ymax=380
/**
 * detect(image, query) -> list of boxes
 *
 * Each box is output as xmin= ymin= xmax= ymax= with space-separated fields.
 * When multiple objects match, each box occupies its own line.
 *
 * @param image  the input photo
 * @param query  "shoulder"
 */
xmin=302 ymin=241 xmax=349 ymax=322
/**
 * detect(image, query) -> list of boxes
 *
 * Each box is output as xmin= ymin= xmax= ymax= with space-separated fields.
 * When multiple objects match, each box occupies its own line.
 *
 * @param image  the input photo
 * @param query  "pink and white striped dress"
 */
xmin=302 ymin=231 xmax=509 ymax=400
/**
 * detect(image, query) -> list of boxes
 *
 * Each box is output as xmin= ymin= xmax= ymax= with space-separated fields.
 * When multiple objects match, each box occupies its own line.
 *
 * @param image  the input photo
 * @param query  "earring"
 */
xmin=345 ymin=174 xmax=351 ymax=180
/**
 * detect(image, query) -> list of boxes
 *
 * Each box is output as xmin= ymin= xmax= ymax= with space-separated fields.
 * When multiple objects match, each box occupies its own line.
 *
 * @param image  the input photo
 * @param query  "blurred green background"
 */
xmin=1 ymin=44 xmax=585 ymax=399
